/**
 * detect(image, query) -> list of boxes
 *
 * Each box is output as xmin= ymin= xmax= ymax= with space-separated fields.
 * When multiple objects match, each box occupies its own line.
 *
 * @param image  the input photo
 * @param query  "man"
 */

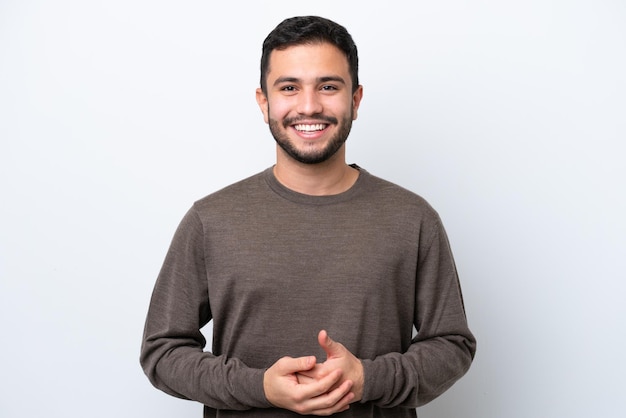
xmin=141 ymin=16 xmax=476 ymax=417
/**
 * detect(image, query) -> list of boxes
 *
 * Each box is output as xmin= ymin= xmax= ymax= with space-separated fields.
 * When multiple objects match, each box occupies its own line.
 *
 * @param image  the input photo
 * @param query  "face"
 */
xmin=256 ymin=42 xmax=363 ymax=165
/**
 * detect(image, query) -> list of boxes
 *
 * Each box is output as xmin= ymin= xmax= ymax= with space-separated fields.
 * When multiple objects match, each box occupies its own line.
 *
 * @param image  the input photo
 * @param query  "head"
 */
xmin=257 ymin=16 xmax=363 ymax=166
xmin=260 ymin=16 xmax=359 ymax=95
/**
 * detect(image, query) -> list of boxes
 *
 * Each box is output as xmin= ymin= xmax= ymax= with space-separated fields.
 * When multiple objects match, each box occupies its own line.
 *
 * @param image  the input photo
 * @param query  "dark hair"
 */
xmin=260 ymin=16 xmax=359 ymax=94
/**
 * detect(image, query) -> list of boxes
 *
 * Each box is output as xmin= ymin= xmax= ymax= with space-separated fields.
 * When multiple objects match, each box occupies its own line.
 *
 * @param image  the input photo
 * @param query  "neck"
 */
xmin=273 ymin=146 xmax=359 ymax=196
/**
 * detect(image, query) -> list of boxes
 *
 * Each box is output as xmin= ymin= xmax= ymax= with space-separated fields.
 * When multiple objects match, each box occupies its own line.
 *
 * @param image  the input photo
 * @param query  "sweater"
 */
xmin=140 ymin=166 xmax=476 ymax=417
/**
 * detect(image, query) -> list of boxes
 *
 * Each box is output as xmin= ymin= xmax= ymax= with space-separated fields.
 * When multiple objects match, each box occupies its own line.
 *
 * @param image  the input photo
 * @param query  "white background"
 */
xmin=1 ymin=1 xmax=624 ymax=417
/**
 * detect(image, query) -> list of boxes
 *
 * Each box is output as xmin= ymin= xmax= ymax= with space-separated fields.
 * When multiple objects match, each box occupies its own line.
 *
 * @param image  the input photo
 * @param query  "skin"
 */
xmin=299 ymin=330 xmax=365 ymax=403
xmin=256 ymin=42 xmax=364 ymax=196
xmin=263 ymin=330 xmax=365 ymax=415
xmin=256 ymin=42 xmax=365 ymax=414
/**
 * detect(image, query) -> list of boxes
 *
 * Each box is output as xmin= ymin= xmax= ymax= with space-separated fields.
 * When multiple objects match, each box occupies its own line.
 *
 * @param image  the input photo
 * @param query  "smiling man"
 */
xmin=260 ymin=41 xmax=361 ymax=165
xmin=141 ymin=16 xmax=476 ymax=418
xmin=258 ymin=40 xmax=363 ymax=195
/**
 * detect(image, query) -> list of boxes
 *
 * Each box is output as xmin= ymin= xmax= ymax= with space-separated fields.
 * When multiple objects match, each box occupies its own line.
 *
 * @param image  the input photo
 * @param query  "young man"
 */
xmin=141 ymin=16 xmax=476 ymax=417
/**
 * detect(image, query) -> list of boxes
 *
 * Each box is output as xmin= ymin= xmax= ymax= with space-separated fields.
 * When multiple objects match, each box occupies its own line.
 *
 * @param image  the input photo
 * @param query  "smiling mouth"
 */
xmin=293 ymin=123 xmax=328 ymax=132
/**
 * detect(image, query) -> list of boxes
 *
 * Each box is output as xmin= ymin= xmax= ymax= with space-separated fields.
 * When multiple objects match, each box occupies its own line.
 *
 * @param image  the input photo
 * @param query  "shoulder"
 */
xmin=359 ymin=169 xmax=440 ymax=221
xmin=191 ymin=169 xmax=269 ymax=213
xmin=354 ymin=169 xmax=450 ymax=250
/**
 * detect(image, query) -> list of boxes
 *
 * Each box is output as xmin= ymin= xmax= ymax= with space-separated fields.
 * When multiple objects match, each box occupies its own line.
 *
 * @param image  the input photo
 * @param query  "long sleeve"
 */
xmin=360 ymin=219 xmax=476 ymax=408
xmin=140 ymin=168 xmax=475 ymax=418
xmin=139 ymin=207 xmax=271 ymax=410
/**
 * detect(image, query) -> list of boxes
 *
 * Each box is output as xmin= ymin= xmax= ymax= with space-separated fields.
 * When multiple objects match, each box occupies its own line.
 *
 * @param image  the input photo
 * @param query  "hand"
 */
xmin=263 ymin=355 xmax=355 ymax=415
xmin=299 ymin=330 xmax=365 ymax=403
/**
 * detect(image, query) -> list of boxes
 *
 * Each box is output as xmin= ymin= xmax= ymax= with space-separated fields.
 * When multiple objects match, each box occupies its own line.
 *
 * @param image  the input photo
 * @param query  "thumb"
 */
xmin=274 ymin=355 xmax=316 ymax=374
xmin=291 ymin=355 xmax=317 ymax=373
xmin=318 ymin=329 xmax=343 ymax=358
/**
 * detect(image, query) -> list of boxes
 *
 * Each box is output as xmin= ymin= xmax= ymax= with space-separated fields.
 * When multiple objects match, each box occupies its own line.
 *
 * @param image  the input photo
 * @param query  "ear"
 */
xmin=255 ymin=88 xmax=269 ymax=124
xmin=351 ymin=85 xmax=364 ymax=120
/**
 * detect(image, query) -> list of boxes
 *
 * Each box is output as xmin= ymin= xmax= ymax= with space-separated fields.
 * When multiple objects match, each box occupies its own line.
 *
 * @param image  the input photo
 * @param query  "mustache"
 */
xmin=283 ymin=114 xmax=338 ymax=127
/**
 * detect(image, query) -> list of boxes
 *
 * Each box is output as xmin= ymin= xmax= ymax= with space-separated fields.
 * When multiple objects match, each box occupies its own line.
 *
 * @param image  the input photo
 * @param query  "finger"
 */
xmin=290 ymin=371 xmax=353 ymax=415
xmin=318 ymin=330 xmax=342 ymax=358
xmin=307 ymin=379 xmax=355 ymax=416
xmin=295 ymin=367 xmax=344 ymax=400
xmin=276 ymin=355 xmax=316 ymax=374
xmin=296 ymin=372 xmax=316 ymax=384
xmin=298 ymin=364 xmax=340 ymax=393
xmin=298 ymin=362 xmax=326 ymax=380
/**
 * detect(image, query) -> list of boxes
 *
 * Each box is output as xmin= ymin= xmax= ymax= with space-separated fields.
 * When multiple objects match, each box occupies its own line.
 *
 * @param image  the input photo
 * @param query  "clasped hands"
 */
xmin=263 ymin=330 xmax=364 ymax=416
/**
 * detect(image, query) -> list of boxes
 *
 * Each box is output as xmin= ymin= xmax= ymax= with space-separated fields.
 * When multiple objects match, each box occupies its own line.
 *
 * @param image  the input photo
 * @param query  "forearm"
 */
xmin=140 ymin=207 xmax=271 ymax=410
xmin=356 ymin=216 xmax=477 ymax=407
xmin=141 ymin=336 xmax=269 ymax=410
xmin=360 ymin=332 xmax=475 ymax=408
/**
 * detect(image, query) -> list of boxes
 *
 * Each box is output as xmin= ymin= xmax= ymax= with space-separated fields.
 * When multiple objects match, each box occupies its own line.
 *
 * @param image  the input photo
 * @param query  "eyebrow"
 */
xmin=272 ymin=75 xmax=347 ymax=87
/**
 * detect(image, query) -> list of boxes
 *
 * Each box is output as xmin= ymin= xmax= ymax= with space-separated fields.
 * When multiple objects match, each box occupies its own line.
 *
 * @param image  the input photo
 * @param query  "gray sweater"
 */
xmin=140 ymin=167 xmax=476 ymax=417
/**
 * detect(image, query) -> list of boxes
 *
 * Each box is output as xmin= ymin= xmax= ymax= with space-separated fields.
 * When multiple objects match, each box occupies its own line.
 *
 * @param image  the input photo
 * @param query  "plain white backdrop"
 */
xmin=1 ymin=1 xmax=624 ymax=417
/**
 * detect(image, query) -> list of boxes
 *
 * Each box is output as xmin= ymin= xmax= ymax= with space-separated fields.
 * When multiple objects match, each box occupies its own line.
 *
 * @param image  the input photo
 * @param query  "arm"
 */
xmin=303 ymin=220 xmax=476 ymax=409
xmin=264 ymin=355 xmax=355 ymax=415
xmin=140 ymin=207 xmax=357 ymax=414
xmin=140 ymin=208 xmax=269 ymax=410
xmin=361 ymin=220 xmax=476 ymax=407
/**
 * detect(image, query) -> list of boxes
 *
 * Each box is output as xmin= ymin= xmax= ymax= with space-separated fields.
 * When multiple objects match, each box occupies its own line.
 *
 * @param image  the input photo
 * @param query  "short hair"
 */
xmin=260 ymin=16 xmax=359 ymax=94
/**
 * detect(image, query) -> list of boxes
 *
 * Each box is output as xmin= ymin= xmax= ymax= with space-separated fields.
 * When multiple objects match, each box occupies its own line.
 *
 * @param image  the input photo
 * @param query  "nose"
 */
xmin=295 ymin=88 xmax=323 ymax=115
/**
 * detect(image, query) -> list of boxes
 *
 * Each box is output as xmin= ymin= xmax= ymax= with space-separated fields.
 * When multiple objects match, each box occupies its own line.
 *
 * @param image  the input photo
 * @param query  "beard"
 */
xmin=268 ymin=109 xmax=354 ymax=165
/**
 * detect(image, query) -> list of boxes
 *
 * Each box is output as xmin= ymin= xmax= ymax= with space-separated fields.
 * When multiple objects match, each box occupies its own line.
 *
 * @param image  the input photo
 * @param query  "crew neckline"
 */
xmin=264 ymin=164 xmax=367 ymax=205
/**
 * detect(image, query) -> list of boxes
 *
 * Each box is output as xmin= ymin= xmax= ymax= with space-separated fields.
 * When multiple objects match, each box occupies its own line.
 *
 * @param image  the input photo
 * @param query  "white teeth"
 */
xmin=294 ymin=124 xmax=326 ymax=132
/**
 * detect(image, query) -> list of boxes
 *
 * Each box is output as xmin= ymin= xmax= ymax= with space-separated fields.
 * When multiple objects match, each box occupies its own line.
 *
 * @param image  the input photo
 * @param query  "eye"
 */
xmin=280 ymin=85 xmax=297 ymax=92
xmin=321 ymin=85 xmax=338 ymax=91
